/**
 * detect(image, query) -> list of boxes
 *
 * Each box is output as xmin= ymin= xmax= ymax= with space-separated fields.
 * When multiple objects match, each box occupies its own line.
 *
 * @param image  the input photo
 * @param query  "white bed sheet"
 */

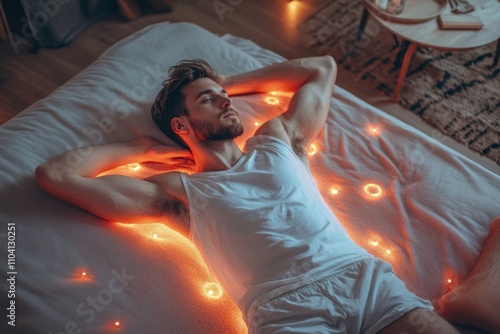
xmin=0 ymin=22 xmax=499 ymax=334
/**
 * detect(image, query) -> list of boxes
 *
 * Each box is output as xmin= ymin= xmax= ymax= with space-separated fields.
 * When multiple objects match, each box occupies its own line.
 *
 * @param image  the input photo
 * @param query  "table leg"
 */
xmin=356 ymin=7 xmax=370 ymax=43
xmin=392 ymin=41 xmax=417 ymax=103
xmin=493 ymin=38 xmax=500 ymax=67
xmin=394 ymin=39 xmax=410 ymax=69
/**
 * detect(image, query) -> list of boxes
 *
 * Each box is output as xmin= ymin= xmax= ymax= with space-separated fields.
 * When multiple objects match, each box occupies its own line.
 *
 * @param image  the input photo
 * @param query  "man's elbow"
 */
xmin=304 ymin=56 xmax=337 ymax=82
xmin=319 ymin=55 xmax=337 ymax=79
xmin=321 ymin=55 xmax=336 ymax=68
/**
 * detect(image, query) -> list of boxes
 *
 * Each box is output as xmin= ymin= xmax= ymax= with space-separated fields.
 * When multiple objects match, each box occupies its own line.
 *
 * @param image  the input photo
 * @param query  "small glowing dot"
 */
xmin=203 ymin=282 xmax=223 ymax=299
xmin=308 ymin=144 xmax=317 ymax=156
xmin=270 ymin=91 xmax=278 ymax=95
xmin=115 ymin=321 xmax=120 ymax=327
xmin=254 ymin=122 xmax=260 ymax=126
xmin=386 ymin=249 xmax=392 ymax=254
xmin=82 ymin=272 xmax=87 ymax=277
xmin=153 ymin=233 xmax=158 ymax=239
xmin=127 ymin=163 xmax=141 ymax=171
xmin=364 ymin=183 xmax=382 ymax=197
xmin=447 ymin=279 xmax=452 ymax=284
xmin=265 ymin=96 xmax=280 ymax=105
xmin=366 ymin=124 xmax=381 ymax=136
xmin=330 ymin=187 xmax=339 ymax=195
xmin=370 ymin=240 xmax=379 ymax=247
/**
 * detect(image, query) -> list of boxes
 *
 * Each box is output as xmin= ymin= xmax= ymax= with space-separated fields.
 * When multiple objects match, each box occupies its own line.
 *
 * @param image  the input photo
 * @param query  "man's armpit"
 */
xmin=151 ymin=193 xmax=190 ymax=236
xmin=291 ymin=135 xmax=307 ymax=159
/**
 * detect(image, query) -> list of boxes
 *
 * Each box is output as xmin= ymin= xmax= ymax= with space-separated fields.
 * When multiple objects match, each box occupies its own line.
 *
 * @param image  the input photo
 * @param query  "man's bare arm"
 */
xmin=35 ymin=139 xmax=192 ymax=234
xmin=219 ymin=56 xmax=337 ymax=160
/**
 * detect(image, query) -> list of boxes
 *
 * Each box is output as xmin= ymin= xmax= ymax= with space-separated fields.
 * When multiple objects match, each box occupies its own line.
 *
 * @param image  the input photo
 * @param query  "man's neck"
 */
xmin=191 ymin=140 xmax=244 ymax=173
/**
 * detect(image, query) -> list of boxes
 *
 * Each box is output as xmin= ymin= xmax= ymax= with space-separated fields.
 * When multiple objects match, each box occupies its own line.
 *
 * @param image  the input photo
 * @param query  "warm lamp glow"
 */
xmin=364 ymin=231 xmax=397 ymax=265
xmin=153 ymin=233 xmax=158 ymax=239
xmin=127 ymin=163 xmax=141 ymax=171
xmin=254 ymin=121 xmax=260 ymax=126
xmin=308 ymin=144 xmax=317 ymax=156
xmin=104 ymin=319 xmax=124 ymax=331
xmin=265 ymin=96 xmax=280 ymax=105
xmin=71 ymin=268 xmax=94 ymax=282
xmin=330 ymin=187 xmax=339 ymax=195
xmin=203 ymin=282 xmax=223 ymax=299
xmin=364 ymin=183 xmax=382 ymax=197
xmin=442 ymin=268 xmax=458 ymax=291
xmin=366 ymin=124 xmax=382 ymax=136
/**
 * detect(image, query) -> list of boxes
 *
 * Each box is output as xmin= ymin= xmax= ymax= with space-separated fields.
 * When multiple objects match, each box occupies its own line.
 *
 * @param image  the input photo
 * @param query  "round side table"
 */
xmin=357 ymin=0 xmax=500 ymax=102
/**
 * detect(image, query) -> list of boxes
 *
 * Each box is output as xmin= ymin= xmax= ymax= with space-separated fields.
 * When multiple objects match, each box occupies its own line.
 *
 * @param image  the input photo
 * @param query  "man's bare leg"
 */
xmin=378 ymin=308 xmax=459 ymax=333
xmin=437 ymin=217 xmax=500 ymax=333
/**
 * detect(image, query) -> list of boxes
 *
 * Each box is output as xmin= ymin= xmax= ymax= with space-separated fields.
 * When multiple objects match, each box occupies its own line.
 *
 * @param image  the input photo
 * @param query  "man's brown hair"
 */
xmin=151 ymin=59 xmax=218 ymax=148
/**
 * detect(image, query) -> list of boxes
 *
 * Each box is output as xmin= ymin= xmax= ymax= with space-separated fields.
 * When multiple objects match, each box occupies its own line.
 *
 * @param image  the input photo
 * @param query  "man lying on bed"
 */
xmin=36 ymin=57 xmax=500 ymax=333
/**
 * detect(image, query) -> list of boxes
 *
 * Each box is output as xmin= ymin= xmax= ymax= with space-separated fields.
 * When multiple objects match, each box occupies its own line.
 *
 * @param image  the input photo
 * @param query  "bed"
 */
xmin=1 ymin=22 xmax=499 ymax=334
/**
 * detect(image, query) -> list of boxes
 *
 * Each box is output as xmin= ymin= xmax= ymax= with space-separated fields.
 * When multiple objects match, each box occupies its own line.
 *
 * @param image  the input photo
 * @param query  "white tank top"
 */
xmin=180 ymin=135 xmax=369 ymax=317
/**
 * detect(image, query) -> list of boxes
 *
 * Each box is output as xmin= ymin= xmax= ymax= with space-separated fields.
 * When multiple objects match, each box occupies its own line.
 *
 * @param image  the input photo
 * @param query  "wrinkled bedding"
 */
xmin=0 ymin=22 xmax=498 ymax=334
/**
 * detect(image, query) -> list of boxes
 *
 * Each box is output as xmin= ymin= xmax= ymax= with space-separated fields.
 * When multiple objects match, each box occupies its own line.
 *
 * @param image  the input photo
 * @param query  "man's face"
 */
xmin=182 ymin=77 xmax=244 ymax=143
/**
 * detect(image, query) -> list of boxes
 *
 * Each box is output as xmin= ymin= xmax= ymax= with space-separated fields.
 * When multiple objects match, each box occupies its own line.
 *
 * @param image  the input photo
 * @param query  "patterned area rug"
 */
xmin=300 ymin=0 xmax=500 ymax=165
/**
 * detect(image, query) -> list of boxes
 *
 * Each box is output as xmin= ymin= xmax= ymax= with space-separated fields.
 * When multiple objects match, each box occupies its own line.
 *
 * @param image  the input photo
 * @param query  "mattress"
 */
xmin=0 ymin=21 xmax=498 ymax=334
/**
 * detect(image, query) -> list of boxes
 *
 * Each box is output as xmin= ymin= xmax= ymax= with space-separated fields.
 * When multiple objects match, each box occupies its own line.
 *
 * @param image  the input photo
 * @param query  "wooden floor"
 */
xmin=0 ymin=0 xmax=498 ymax=174
xmin=0 ymin=0 xmax=322 ymax=123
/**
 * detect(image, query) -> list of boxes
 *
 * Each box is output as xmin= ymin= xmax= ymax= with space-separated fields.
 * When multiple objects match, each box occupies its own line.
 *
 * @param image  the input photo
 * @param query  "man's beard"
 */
xmin=189 ymin=117 xmax=244 ymax=144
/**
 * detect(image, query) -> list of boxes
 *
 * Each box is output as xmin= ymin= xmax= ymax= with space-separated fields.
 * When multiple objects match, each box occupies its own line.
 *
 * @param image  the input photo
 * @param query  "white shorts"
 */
xmin=247 ymin=257 xmax=433 ymax=334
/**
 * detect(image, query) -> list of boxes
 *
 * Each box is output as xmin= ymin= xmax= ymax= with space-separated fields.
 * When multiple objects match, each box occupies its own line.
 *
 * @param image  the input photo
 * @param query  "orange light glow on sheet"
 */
xmin=204 ymin=282 xmax=223 ymax=299
xmin=365 ymin=232 xmax=396 ymax=263
xmin=330 ymin=187 xmax=339 ymax=195
xmin=442 ymin=268 xmax=459 ymax=291
xmin=112 ymin=222 xmax=246 ymax=330
xmin=116 ymin=222 xmax=136 ymax=228
xmin=70 ymin=268 xmax=94 ymax=282
xmin=308 ymin=144 xmax=317 ymax=156
xmin=153 ymin=233 xmax=158 ymax=239
xmin=265 ymin=96 xmax=280 ymax=105
xmin=366 ymin=123 xmax=382 ymax=136
xmin=127 ymin=163 xmax=141 ymax=171
xmin=104 ymin=319 xmax=124 ymax=332
xmin=364 ymin=183 xmax=382 ymax=197
xmin=254 ymin=122 xmax=260 ymax=126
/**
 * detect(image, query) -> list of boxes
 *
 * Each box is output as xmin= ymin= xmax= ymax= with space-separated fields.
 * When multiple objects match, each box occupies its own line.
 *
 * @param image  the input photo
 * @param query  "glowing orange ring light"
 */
xmin=364 ymin=183 xmax=382 ymax=197
xmin=127 ymin=163 xmax=141 ymax=171
xmin=308 ymin=144 xmax=317 ymax=156
xmin=203 ymin=282 xmax=223 ymax=299
xmin=265 ymin=97 xmax=280 ymax=105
